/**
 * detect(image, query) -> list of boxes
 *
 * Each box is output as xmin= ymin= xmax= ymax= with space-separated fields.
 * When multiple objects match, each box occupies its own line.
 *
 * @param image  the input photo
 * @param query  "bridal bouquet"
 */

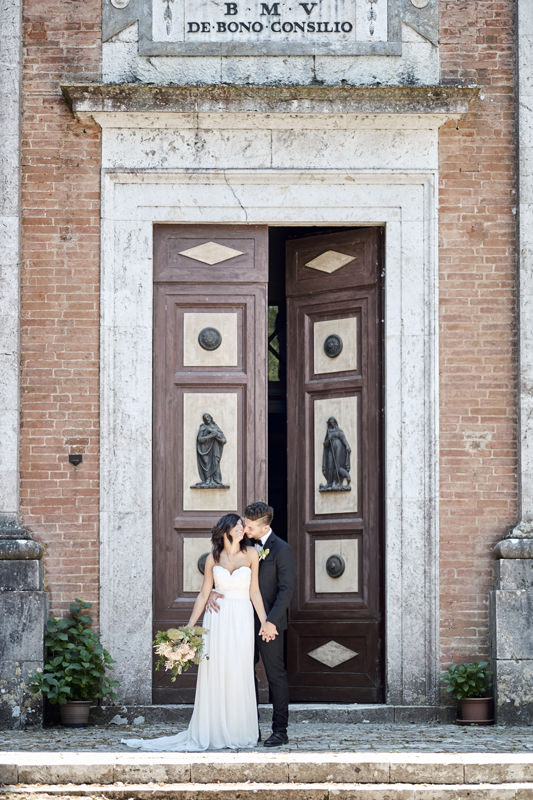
xmin=154 ymin=626 xmax=207 ymax=681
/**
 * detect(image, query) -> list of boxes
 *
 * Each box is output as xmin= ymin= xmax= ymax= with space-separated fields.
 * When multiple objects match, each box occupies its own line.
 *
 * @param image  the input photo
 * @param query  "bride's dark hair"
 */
xmin=211 ymin=513 xmax=246 ymax=563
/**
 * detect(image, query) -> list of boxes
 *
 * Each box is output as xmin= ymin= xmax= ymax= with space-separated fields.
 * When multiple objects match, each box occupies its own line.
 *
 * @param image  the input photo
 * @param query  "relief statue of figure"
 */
xmin=319 ymin=416 xmax=351 ymax=492
xmin=191 ymin=413 xmax=229 ymax=489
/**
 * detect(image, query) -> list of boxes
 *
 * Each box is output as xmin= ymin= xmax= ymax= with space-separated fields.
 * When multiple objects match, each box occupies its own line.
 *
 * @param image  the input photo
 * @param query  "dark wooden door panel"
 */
xmin=153 ymin=225 xmax=268 ymax=703
xmin=286 ymin=227 xmax=384 ymax=703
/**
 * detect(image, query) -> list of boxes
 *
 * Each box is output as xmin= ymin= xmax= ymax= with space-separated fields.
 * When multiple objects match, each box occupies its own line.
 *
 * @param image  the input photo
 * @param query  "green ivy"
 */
xmin=441 ymin=661 xmax=492 ymax=701
xmin=30 ymin=599 xmax=119 ymax=705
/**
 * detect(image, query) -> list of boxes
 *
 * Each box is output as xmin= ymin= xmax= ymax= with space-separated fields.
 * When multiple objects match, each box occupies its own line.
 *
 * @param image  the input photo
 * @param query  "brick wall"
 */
xmin=438 ymin=0 xmax=518 ymax=669
xmin=20 ymin=1 xmax=102 ymax=619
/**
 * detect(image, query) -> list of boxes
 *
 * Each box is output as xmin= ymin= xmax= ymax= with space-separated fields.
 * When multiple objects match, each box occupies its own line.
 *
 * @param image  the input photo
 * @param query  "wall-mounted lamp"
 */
xmin=68 ymin=453 xmax=83 ymax=467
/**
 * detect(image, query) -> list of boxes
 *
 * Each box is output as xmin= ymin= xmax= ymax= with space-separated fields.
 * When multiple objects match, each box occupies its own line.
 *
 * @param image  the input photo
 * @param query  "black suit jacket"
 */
xmin=248 ymin=532 xmax=296 ymax=632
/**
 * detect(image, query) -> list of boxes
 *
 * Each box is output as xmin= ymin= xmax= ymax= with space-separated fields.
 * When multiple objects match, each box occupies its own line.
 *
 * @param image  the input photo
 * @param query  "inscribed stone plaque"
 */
xmin=152 ymin=0 xmax=388 ymax=53
xmin=183 ymin=393 xmax=238 ymax=511
xmin=103 ymin=0 xmax=440 ymax=56
xmin=314 ymin=396 xmax=358 ymax=515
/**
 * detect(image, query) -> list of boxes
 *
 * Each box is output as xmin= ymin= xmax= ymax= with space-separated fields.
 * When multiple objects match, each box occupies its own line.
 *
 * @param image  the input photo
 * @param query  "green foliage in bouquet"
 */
xmin=154 ymin=626 xmax=207 ymax=681
xmin=441 ymin=661 xmax=492 ymax=701
xmin=29 ymin=599 xmax=119 ymax=705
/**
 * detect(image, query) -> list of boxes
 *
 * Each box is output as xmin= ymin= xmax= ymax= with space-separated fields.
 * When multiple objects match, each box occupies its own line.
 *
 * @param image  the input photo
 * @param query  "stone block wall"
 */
xmin=490 ymin=528 xmax=533 ymax=722
xmin=438 ymin=0 xmax=517 ymax=668
xmin=21 ymin=0 xmax=102 ymax=619
xmin=0 ymin=526 xmax=47 ymax=728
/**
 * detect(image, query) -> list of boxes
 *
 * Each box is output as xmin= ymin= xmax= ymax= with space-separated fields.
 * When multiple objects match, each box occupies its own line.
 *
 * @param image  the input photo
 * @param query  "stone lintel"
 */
xmin=60 ymin=82 xmax=479 ymax=120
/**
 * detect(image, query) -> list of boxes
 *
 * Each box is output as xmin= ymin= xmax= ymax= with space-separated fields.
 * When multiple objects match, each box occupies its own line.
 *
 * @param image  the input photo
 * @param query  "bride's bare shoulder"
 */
xmin=246 ymin=545 xmax=259 ymax=562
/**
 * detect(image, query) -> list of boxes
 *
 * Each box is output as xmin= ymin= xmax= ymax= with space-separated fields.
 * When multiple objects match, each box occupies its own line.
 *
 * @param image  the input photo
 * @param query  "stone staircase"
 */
xmin=2 ymin=752 xmax=533 ymax=798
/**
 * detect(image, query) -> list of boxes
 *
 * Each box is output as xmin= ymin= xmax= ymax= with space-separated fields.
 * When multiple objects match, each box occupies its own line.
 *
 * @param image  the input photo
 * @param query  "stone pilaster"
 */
xmin=0 ymin=0 xmax=49 ymax=729
xmin=490 ymin=523 xmax=533 ymax=723
xmin=0 ymin=0 xmax=22 ymax=520
xmin=0 ymin=519 xmax=47 ymax=729
xmin=518 ymin=0 xmax=533 ymax=522
xmin=489 ymin=0 xmax=533 ymax=726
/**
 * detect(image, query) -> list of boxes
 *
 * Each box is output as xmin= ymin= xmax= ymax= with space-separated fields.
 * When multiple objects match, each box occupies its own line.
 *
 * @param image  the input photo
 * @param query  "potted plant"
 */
xmin=441 ymin=661 xmax=493 ymax=725
xmin=30 ymin=598 xmax=118 ymax=726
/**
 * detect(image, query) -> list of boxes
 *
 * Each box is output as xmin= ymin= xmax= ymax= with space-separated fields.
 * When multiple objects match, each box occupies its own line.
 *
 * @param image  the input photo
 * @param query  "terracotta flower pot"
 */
xmin=458 ymin=697 xmax=493 ymax=725
xmin=59 ymin=700 xmax=91 ymax=727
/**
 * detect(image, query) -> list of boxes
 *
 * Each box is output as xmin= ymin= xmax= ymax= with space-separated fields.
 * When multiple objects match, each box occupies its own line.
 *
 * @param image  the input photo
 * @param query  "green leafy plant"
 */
xmin=441 ymin=661 xmax=492 ymax=701
xmin=30 ymin=599 xmax=119 ymax=705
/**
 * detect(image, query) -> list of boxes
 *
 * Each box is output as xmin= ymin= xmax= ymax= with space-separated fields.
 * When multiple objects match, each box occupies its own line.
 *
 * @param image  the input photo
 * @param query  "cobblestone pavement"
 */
xmin=1 ymin=722 xmax=532 ymax=754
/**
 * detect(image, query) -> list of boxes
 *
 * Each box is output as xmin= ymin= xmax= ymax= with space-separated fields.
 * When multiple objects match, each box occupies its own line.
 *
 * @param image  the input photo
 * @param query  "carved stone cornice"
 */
xmin=61 ymin=82 xmax=479 ymax=120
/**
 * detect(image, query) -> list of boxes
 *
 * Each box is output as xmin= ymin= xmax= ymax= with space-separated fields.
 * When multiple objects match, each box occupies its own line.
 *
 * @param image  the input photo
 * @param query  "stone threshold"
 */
xmin=60 ymin=82 xmax=479 ymax=118
xmin=89 ymin=704 xmax=456 ymax=726
xmin=1 ymin=751 xmax=533 ymax=786
xmin=5 ymin=785 xmax=533 ymax=800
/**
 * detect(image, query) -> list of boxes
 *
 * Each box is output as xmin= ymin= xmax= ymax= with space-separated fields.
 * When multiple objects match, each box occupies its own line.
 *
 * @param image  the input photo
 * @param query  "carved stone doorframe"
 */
xmin=98 ymin=164 xmax=440 ymax=707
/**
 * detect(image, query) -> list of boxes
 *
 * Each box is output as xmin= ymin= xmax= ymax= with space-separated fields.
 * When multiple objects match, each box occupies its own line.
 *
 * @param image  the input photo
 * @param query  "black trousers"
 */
xmin=254 ymin=630 xmax=289 ymax=734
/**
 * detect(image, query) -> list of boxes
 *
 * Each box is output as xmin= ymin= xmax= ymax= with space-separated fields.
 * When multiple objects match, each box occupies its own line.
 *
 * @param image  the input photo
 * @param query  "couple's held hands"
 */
xmin=259 ymin=621 xmax=278 ymax=642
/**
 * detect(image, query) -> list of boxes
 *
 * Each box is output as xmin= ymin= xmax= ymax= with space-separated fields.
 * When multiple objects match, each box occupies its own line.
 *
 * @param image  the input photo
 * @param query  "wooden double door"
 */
xmin=153 ymin=224 xmax=384 ymax=703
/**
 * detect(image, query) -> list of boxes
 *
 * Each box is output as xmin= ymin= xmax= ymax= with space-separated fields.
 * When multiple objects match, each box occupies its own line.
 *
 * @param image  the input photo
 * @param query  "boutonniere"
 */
xmin=258 ymin=547 xmax=270 ymax=561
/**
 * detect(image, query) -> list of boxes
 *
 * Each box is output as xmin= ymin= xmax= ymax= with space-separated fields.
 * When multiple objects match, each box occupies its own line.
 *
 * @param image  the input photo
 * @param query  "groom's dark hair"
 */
xmin=244 ymin=501 xmax=274 ymax=526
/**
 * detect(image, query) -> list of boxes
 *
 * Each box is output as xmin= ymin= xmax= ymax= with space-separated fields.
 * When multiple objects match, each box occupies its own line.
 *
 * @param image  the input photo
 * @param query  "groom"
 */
xmin=243 ymin=501 xmax=295 ymax=747
xmin=207 ymin=501 xmax=295 ymax=746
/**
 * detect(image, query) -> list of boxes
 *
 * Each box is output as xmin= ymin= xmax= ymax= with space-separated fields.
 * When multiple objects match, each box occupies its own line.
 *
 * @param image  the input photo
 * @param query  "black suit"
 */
xmin=249 ymin=531 xmax=296 ymax=735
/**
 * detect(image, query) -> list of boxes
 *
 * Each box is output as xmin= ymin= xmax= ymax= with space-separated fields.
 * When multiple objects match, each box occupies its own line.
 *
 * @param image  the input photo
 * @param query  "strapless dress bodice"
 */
xmin=213 ymin=565 xmax=251 ymax=599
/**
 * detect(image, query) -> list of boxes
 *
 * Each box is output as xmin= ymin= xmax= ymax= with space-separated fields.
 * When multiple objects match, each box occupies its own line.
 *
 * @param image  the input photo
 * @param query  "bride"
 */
xmin=122 ymin=513 xmax=269 ymax=751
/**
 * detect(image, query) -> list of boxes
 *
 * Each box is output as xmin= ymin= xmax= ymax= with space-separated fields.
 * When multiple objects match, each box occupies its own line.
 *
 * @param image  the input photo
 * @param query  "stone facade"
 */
xmin=0 ymin=0 xmax=530 ymax=725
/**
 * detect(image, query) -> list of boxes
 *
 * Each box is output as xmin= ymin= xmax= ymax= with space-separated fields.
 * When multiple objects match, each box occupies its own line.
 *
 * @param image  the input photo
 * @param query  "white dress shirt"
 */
xmin=255 ymin=529 xmax=272 ymax=551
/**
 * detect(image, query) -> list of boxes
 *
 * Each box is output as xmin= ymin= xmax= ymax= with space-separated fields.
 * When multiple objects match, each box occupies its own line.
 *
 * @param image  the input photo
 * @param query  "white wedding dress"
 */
xmin=122 ymin=565 xmax=258 ymax=751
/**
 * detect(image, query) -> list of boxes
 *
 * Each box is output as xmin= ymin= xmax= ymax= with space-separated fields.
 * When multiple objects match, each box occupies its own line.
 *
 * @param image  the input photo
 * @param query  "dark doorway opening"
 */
xmin=266 ymin=226 xmax=362 ymax=543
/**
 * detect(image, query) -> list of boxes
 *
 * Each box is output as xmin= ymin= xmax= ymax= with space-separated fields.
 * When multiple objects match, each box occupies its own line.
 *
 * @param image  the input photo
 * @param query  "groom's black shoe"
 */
xmin=263 ymin=731 xmax=288 ymax=747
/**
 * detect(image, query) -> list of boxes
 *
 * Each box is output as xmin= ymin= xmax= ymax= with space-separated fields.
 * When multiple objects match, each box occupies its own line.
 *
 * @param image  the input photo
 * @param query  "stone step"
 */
xmin=3 ymin=783 xmax=533 ymax=799
xmin=89 ymin=704 xmax=456 ymax=726
xmin=2 ymin=753 xmax=533 ymax=786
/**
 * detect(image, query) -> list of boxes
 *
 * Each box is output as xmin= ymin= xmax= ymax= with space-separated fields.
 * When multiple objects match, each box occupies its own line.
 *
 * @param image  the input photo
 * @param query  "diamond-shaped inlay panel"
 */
xmin=179 ymin=241 xmax=244 ymax=265
xmin=308 ymin=640 xmax=358 ymax=669
xmin=305 ymin=250 xmax=354 ymax=274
